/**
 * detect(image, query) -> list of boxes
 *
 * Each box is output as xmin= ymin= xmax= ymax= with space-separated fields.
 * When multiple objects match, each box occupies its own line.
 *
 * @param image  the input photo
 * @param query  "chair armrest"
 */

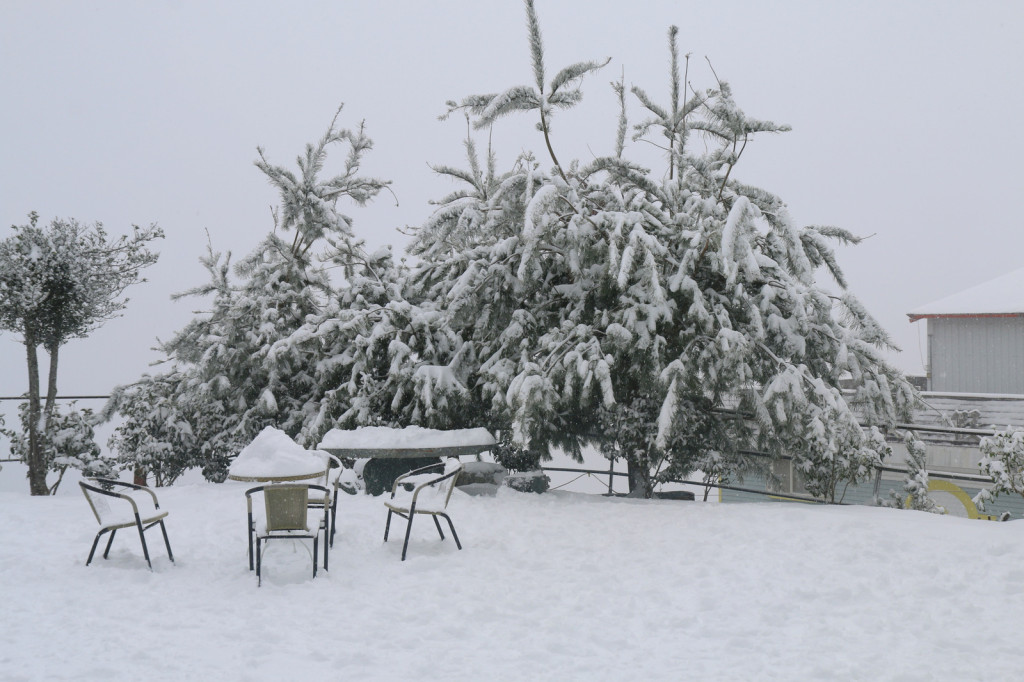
xmin=404 ymin=467 xmax=462 ymax=507
xmin=307 ymin=484 xmax=331 ymax=511
xmin=391 ymin=463 xmax=445 ymax=495
xmin=245 ymin=485 xmax=267 ymax=514
xmin=397 ymin=474 xmax=439 ymax=487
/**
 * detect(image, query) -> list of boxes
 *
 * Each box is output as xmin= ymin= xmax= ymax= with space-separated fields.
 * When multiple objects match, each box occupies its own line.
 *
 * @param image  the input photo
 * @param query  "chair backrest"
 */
xmin=80 ymin=482 xmax=112 ymax=525
xmin=264 ymin=485 xmax=310 ymax=532
xmin=439 ymin=462 xmax=462 ymax=509
xmin=418 ymin=460 xmax=462 ymax=509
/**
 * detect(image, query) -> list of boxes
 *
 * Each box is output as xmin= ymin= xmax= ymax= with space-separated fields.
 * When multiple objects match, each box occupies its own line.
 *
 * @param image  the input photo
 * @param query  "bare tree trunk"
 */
xmin=43 ymin=345 xmax=64 ymax=495
xmin=24 ymin=335 xmax=48 ymax=496
xmin=626 ymin=457 xmax=654 ymax=499
xmin=44 ymin=343 xmax=59 ymax=434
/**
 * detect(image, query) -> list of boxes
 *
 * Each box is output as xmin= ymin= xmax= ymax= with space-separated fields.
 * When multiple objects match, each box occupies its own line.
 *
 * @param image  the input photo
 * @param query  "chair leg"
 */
xmin=432 ymin=515 xmax=446 ymax=540
xmin=384 ymin=509 xmax=393 ymax=542
xmin=322 ymin=521 xmax=329 ymax=572
xmin=441 ymin=513 xmax=462 ymax=550
xmin=400 ymin=514 xmax=415 ymax=561
xmin=256 ymin=538 xmax=263 ymax=586
xmin=87 ymin=531 xmax=106 ymax=566
xmin=330 ymin=497 xmax=338 ymax=548
xmin=102 ymin=528 xmax=117 ymax=559
xmin=135 ymin=515 xmax=153 ymax=570
xmin=313 ymin=536 xmax=319 ymax=579
xmin=159 ymin=520 xmax=174 ymax=563
xmin=247 ymin=513 xmax=255 ymax=571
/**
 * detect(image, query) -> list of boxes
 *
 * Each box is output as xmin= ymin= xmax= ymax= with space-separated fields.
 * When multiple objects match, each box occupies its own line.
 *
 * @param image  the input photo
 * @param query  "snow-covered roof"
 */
xmin=908 ymin=267 xmax=1024 ymax=321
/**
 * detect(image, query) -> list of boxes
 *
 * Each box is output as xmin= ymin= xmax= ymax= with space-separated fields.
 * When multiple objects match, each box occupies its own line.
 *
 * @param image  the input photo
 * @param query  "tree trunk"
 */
xmin=626 ymin=457 xmax=654 ymax=498
xmin=41 ymin=345 xmax=64 ymax=495
xmin=24 ymin=335 xmax=48 ymax=496
xmin=44 ymin=343 xmax=60 ymax=433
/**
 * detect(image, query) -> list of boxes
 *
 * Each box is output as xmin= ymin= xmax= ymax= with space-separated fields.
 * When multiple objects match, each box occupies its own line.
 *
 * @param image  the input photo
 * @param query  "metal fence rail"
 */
xmin=542 ymin=420 xmax=1007 ymax=502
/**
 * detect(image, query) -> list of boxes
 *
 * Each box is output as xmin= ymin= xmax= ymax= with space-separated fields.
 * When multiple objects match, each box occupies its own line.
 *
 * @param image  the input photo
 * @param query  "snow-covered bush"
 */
xmin=974 ymin=428 xmax=1024 ymax=510
xmin=2 ymin=401 xmax=111 ymax=494
xmin=884 ymin=431 xmax=941 ymax=512
xmin=104 ymin=375 xmax=196 ymax=487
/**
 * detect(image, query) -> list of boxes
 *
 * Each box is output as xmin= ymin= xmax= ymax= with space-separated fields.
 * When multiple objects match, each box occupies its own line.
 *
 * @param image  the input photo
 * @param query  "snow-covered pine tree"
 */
xmin=105 ymin=109 xmax=390 ymax=480
xmin=406 ymin=1 xmax=915 ymax=498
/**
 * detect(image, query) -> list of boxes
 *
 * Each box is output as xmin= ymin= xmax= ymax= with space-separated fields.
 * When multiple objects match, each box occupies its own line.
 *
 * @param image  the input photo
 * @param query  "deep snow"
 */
xmin=2 ymin=463 xmax=1023 ymax=681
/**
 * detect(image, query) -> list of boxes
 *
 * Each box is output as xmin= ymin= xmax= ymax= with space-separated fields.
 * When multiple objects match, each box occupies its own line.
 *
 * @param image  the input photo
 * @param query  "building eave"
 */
xmin=907 ymin=312 xmax=1024 ymax=323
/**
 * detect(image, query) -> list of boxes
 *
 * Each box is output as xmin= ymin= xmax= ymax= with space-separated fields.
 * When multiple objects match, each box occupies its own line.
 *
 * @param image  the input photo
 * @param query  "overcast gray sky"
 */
xmin=3 ymin=0 xmax=1024 ymax=413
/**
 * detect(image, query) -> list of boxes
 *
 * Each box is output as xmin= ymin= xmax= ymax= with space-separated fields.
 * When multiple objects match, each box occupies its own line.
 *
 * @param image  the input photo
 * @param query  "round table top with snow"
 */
xmin=226 ymin=469 xmax=327 ymax=483
xmin=227 ymin=426 xmax=330 ymax=482
xmin=317 ymin=426 xmax=496 ymax=459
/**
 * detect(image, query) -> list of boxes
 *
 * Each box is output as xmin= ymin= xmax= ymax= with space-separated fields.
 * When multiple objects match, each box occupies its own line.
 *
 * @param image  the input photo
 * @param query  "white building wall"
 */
xmin=928 ymin=317 xmax=1024 ymax=393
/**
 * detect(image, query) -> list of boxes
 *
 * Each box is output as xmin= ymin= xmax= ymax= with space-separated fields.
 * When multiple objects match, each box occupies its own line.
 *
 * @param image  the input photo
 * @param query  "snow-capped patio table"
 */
xmin=227 ymin=426 xmax=330 ymax=482
xmin=317 ymin=426 xmax=496 ymax=460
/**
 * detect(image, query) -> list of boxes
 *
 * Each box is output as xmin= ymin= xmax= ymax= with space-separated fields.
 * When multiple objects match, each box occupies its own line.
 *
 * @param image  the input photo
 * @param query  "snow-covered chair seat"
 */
xmin=246 ymin=483 xmax=330 ymax=586
xmin=383 ymin=458 xmax=463 ymax=561
xmin=79 ymin=478 xmax=175 ymax=570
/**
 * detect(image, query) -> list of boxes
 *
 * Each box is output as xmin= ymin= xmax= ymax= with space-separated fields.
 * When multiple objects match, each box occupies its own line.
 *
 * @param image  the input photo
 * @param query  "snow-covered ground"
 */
xmin=2 ymin=461 xmax=1022 ymax=681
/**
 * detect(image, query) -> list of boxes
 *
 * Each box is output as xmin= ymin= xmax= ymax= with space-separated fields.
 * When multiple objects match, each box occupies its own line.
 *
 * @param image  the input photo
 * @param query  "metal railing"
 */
xmin=541 ymin=420 xmax=1004 ymax=502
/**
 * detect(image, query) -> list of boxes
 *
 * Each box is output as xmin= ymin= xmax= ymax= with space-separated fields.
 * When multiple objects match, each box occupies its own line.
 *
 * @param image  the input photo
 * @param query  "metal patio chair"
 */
xmin=79 ymin=478 xmax=174 ymax=570
xmin=246 ymin=483 xmax=330 ymax=586
xmin=383 ymin=459 xmax=464 ymax=561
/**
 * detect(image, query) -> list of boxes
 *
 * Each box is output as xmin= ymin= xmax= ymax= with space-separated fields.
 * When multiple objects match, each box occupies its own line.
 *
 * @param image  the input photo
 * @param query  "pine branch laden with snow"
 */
xmin=254 ymin=105 xmax=391 ymax=262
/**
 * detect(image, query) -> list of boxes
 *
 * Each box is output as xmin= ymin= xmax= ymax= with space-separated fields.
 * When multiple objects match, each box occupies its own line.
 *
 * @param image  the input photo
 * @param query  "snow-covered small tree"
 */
xmin=974 ymin=428 xmax=1024 ymax=512
xmin=2 ymin=401 xmax=111 ymax=494
xmin=104 ymin=374 xmax=196 ymax=487
xmin=0 ymin=213 xmax=161 ymax=494
xmin=891 ymin=431 xmax=941 ymax=513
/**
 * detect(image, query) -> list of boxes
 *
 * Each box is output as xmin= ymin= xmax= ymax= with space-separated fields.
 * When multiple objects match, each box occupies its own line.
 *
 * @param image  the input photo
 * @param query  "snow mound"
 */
xmin=318 ymin=425 xmax=495 ymax=450
xmin=229 ymin=426 xmax=326 ymax=478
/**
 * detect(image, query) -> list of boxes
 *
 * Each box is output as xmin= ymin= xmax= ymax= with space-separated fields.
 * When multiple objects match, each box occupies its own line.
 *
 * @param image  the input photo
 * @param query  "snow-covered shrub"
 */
xmin=104 ymin=375 xmax=196 ymax=487
xmin=884 ymin=431 xmax=941 ymax=512
xmin=974 ymin=428 xmax=1024 ymax=510
xmin=3 ymin=401 xmax=111 ymax=494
